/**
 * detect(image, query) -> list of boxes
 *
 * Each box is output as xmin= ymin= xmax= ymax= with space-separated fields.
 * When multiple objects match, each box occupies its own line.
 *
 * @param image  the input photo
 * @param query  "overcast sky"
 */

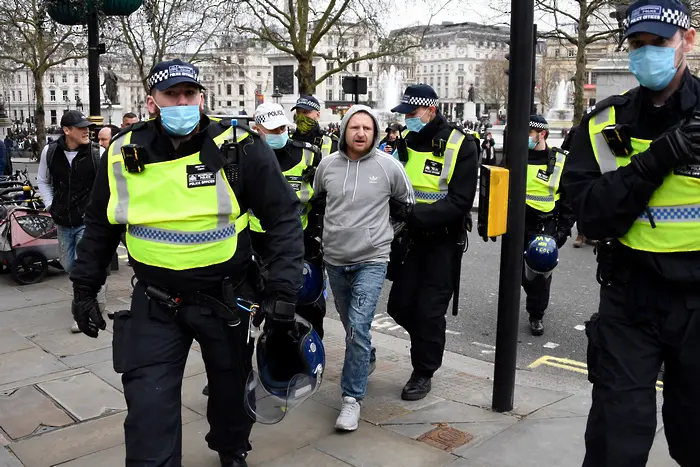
xmin=391 ymin=0 xmax=509 ymax=30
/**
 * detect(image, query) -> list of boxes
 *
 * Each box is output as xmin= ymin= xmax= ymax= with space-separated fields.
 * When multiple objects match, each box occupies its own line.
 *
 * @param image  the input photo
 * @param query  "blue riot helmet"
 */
xmin=524 ymin=234 xmax=559 ymax=281
xmin=244 ymin=314 xmax=325 ymax=424
xmin=297 ymin=261 xmax=324 ymax=306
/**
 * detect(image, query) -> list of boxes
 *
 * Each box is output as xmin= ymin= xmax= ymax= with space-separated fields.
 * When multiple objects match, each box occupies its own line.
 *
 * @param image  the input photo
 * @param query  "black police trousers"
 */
xmin=521 ymin=267 xmax=552 ymax=320
xmin=112 ymin=281 xmax=254 ymax=466
xmin=584 ymin=272 xmax=700 ymax=467
xmin=387 ymin=237 xmax=457 ymax=378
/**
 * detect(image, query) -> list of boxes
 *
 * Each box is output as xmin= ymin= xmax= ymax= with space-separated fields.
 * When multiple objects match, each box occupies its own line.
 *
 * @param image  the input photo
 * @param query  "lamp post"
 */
xmin=272 ymin=86 xmax=282 ymax=104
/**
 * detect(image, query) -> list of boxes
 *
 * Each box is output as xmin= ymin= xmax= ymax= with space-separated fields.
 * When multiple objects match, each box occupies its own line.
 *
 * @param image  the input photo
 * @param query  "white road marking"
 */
xmin=543 ymin=342 xmax=560 ymax=349
xmin=471 ymin=341 xmax=496 ymax=349
xmin=481 ymin=350 xmax=495 ymax=355
xmin=574 ymin=324 xmax=586 ymax=331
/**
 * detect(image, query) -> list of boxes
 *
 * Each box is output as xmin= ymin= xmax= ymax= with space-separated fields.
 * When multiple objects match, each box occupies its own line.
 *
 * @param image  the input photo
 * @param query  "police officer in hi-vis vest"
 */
xmin=387 ymin=84 xmax=478 ymax=401
xmin=561 ymin=1 xmax=700 ymax=464
xmin=69 ymin=59 xmax=304 ymax=467
xmin=249 ymin=102 xmax=326 ymax=337
xmin=523 ymin=115 xmax=575 ymax=336
xmin=290 ymin=95 xmax=338 ymax=159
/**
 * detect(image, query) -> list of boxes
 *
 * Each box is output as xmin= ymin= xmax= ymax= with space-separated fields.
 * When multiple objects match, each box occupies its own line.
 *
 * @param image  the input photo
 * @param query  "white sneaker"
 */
xmin=70 ymin=321 xmax=81 ymax=333
xmin=335 ymin=396 xmax=361 ymax=431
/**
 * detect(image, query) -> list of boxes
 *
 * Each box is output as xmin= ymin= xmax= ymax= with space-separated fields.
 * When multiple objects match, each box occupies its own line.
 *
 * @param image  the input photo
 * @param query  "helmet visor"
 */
xmin=244 ymin=369 xmax=322 ymax=424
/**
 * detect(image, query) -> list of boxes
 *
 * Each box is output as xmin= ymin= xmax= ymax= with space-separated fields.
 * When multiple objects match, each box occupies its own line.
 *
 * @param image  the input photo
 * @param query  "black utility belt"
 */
xmin=408 ymin=227 xmax=460 ymax=239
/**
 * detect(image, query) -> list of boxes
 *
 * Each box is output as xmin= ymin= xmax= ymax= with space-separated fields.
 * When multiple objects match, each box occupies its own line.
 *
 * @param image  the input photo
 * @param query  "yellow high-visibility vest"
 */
xmin=525 ymin=150 xmax=567 ymax=213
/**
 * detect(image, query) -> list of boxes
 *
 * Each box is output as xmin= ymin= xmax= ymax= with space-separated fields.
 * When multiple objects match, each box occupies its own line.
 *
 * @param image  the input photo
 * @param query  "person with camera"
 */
xmin=561 ymin=1 xmax=700 ymax=464
xmin=67 ymin=59 xmax=304 ymax=467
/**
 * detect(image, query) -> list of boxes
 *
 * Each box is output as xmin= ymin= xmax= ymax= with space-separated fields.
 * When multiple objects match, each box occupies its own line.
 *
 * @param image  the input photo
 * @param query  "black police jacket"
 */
xmin=47 ymin=137 xmax=100 ymax=227
xmin=404 ymin=113 xmax=478 ymax=233
xmin=561 ymin=68 xmax=700 ymax=282
xmin=70 ymin=115 xmax=304 ymax=299
xmin=292 ymin=123 xmax=338 ymax=154
xmin=525 ymin=147 xmax=575 ymax=238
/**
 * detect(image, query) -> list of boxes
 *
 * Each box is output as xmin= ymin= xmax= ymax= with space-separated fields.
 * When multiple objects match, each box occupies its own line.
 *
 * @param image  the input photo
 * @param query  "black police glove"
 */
xmin=72 ymin=284 xmax=106 ymax=338
xmin=389 ymin=198 xmax=413 ymax=222
xmin=553 ymin=231 xmax=568 ymax=249
xmin=634 ymin=120 xmax=700 ymax=183
xmin=262 ymin=298 xmax=296 ymax=335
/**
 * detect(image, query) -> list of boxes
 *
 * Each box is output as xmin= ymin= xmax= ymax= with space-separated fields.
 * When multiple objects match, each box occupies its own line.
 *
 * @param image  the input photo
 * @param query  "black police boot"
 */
xmin=219 ymin=452 xmax=248 ymax=467
xmin=202 ymin=384 xmax=209 ymax=396
xmin=401 ymin=372 xmax=432 ymax=401
xmin=530 ymin=319 xmax=544 ymax=336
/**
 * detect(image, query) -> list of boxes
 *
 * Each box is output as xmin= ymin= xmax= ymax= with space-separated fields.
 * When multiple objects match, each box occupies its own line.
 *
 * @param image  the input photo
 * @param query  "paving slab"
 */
xmin=53 ymin=444 xmax=125 ymax=467
xmin=0 ymin=369 xmax=87 ymax=394
xmin=647 ymin=429 xmax=676 ymax=467
xmin=29 ymin=329 xmax=112 ymax=358
xmin=0 ymin=330 xmax=34 ymax=356
xmin=86 ymin=361 xmax=122 ymax=393
xmin=183 ymin=348 xmax=206 ymax=379
xmin=59 ymin=348 xmax=113 ymax=369
xmin=509 ymin=385 xmax=580 ymax=417
xmin=38 ymin=373 xmax=126 ymax=421
xmin=9 ymin=412 xmax=126 ymax=467
xmin=459 ymin=417 xmax=587 ymax=467
xmin=0 ymin=386 xmax=74 ymax=440
xmin=258 ymin=445 xmax=351 ymax=466
xmin=0 ymin=348 xmax=67 ymax=386
xmin=0 ymin=446 xmax=24 ymax=467
xmin=528 ymin=393 xmax=591 ymax=420
xmin=383 ymin=400 xmax=515 ymax=425
xmin=1 ymin=303 xmax=74 ymax=337
xmin=181 ymin=372 xmax=208 ymax=417
xmin=313 ymin=421 xmax=457 ymax=467
xmin=0 ymin=288 xmax=70 ymax=312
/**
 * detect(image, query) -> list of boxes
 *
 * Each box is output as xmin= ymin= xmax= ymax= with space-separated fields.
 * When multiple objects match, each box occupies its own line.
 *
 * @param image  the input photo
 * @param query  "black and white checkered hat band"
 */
xmin=624 ymin=7 xmax=690 ymax=30
xmin=401 ymin=95 xmax=438 ymax=107
xmin=295 ymin=98 xmax=320 ymax=111
xmin=530 ymin=121 xmax=549 ymax=130
xmin=147 ymin=65 xmax=200 ymax=89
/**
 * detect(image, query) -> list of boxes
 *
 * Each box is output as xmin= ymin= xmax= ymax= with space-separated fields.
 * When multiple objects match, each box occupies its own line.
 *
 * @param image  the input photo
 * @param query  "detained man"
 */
xmin=313 ymin=105 xmax=414 ymax=431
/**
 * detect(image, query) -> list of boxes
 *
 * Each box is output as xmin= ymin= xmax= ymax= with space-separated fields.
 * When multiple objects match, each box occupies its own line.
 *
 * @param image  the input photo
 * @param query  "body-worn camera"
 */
xmin=121 ymin=144 xmax=146 ymax=173
xmin=601 ymin=124 xmax=632 ymax=157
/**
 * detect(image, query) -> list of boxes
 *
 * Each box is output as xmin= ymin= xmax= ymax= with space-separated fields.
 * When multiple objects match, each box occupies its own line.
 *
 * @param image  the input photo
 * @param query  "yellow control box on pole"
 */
xmin=477 ymin=165 xmax=509 ymax=240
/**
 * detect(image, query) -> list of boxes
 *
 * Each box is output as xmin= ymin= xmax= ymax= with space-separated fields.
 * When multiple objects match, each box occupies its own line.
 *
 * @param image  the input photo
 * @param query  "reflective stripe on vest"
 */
xmin=106 ymin=122 xmax=250 ymax=270
xmin=525 ymin=150 xmax=566 ymax=212
xmin=589 ymin=105 xmax=700 ymax=253
xmin=249 ymin=147 xmax=315 ymax=233
xmin=321 ymin=135 xmax=333 ymax=159
xmin=404 ymin=129 xmax=464 ymax=204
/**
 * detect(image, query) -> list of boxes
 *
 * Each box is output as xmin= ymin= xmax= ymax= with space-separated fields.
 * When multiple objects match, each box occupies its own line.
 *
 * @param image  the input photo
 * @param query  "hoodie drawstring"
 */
xmin=352 ymin=159 xmax=360 ymax=202
xmin=342 ymin=158 xmax=350 ymax=197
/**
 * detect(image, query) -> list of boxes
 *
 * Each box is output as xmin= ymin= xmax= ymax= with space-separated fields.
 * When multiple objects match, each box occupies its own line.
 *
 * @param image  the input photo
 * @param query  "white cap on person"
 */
xmin=254 ymin=103 xmax=292 ymax=130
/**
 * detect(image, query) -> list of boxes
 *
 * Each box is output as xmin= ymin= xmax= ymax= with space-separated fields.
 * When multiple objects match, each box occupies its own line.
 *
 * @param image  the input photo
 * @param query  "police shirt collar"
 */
xmin=410 ymin=111 xmax=445 ymax=143
xmin=638 ymin=66 xmax=697 ymax=112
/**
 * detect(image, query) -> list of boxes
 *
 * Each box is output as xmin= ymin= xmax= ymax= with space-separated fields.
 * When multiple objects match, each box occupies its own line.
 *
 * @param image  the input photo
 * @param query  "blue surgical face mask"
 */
xmin=157 ymin=103 xmax=201 ymax=136
xmin=405 ymin=108 xmax=429 ymax=133
xmin=528 ymin=136 xmax=537 ymax=150
xmin=629 ymin=42 xmax=682 ymax=91
xmin=265 ymin=132 xmax=289 ymax=150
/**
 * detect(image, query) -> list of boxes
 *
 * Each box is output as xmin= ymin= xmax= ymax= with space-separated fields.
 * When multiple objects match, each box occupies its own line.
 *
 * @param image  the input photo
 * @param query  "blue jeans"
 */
xmin=57 ymin=225 xmax=85 ymax=275
xmin=326 ymin=262 xmax=387 ymax=400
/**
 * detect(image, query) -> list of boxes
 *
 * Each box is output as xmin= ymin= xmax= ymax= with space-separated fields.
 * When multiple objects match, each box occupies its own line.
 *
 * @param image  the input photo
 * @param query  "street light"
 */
xmin=272 ymin=86 xmax=282 ymax=104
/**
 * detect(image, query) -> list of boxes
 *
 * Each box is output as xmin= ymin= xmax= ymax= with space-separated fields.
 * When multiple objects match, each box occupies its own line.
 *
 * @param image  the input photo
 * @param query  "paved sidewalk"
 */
xmin=0 ymin=268 xmax=675 ymax=466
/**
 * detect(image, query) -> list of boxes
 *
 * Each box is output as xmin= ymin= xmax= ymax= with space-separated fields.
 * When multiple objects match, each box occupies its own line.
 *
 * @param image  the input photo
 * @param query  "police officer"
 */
xmin=387 ymin=84 xmax=478 ymax=401
xmin=69 ymin=59 xmax=304 ymax=467
xmin=561 ymin=1 xmax=700 ymax=465
xmin=523 ymin=115 xmax=574 ymax=336
xmin=250 ymin=102 xmax=326 ymax=337
xmin=290 ymin=95 xmax=338 ymax=158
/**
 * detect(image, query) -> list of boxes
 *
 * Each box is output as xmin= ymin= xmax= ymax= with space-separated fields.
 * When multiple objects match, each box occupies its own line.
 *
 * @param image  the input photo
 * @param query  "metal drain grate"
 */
xmin=417 ymin=424 xmax=474 ymax=451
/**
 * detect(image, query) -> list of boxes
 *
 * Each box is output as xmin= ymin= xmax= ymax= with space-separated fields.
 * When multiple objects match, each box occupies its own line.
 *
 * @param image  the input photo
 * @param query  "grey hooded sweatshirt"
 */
xmin=313 ymin=105 xmax=414 ymax=266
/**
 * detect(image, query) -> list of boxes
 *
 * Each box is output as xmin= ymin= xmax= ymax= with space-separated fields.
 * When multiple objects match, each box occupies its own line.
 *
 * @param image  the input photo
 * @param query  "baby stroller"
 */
xmin=0 ymin=183 xmax=61 ymax=285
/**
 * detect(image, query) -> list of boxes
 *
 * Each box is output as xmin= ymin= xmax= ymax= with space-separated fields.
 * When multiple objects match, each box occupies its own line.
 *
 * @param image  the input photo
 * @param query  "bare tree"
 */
xmin=229 ymin=0 xmax=451 ymax=95
xmin=535 ymin=0 xmax=626 ymax=124
xmin=0 ymin=0 xmax=85 ymax=149
xmin=110 ymin=0 xmax=233 ymax=94
xmin=537 ymin=54 xmax=559 ymax=113
xmin=479 ymin=58 xmax=509 ymax=111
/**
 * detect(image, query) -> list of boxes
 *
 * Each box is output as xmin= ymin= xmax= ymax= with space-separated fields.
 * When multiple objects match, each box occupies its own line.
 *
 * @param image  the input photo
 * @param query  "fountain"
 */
xmin=375 ymin=65 xmax=406 ymax=128
xmin=546 ymin=80 xmax=574 ymax=124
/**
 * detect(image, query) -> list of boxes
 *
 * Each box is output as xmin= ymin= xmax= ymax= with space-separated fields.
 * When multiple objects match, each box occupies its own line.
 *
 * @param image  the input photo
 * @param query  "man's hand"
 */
xmin=389 ymin=198 xmax=413 ymax=222
xmin=553 ymin=231 xmax=568 ymax=249
xmin=383 ymin=144 xmax=393 ymax=154
xmin=262 ymin=298 xmax=296 ymax=335
xmin=72 ymin=284 xmax=106 ymax=338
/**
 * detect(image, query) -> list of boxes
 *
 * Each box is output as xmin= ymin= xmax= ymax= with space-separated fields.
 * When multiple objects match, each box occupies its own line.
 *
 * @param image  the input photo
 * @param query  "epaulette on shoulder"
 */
xmin=446 ymin=122 xmax=472 ymax=140
xmin=112 ymin=121 xmax=147 ymax=142
xmin=584 ymin=94 xmax=629 ymax=120
xmin=291 ymin=139 xmax=320 ymax=153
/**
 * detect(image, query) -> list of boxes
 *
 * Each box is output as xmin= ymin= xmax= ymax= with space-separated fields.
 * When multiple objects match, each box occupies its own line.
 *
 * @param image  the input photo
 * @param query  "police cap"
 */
xmin=529 ymin=114 xmax=549 ymax=131
xmin=391 ymin=84 xmax=439 ymax=114
xmin=623 ymin=0 xmax=690 ymax=40
xmin=147 ymin=59 xmax=205 ymax=92
xmin=291 ymin=95 xmax=321 ymax=112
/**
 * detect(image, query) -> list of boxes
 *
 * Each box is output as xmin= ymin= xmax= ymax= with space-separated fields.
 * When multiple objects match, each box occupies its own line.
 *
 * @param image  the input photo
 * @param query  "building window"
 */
xmin=218 ymin=84 xmax=221 ymax=95
xmin=226 ymin=84 xmax=232 ymax=95
xmin=239 ymin=101 xmax=244 ymax=107
xmin=20 ymin=110 xmax=23 ymax=121
xmin=226 ymin=56 xmax=231 ymax=63
xmin=458 ymin=63 xmax=464 ymax=72
xmin=353 ymin=38 xmax=358 ymax=47
xmin=226 ymin=70 xmax=232 ymax=77
xmin=74 ymin=74 xmax=78 ymax=84
xmin=568 ymin=48 xmax=576 ymax=57
xmin=11 ymin=91 xmax=14 ymax=101
xmin=326 ymin=61 xmax=334 ymax=71
xmin=368 ymin=78 xmax=373 ymax=86
xmin=18 ymin=90 xmax=21 ymax=101
xmin=239 ymin=70 xmax=244 ymax=77
xmin=50 ymin=110 xmax=57 ymax=125
xmin=554 ymin=48 xmax=560 ymax=58
xmin=369 ymin=63 xmax=373 ymax=72
xmin=327 ymin=76 xmax=333 ymax=85
xmin=327 ymin=89 xmax=333 ymax=101
xmin=423 ymin=66 xmax=427 ymax=73
xmin=227 ymin=100 xmax=232 ymax=106
xmin=73 ymin=59 xmax=78 ymax=66
xmin=352 ymin=62 xmax=359 ymax=72
xmin=238 ymin=57 xmax=244 ymax=65
xmin=430 ymin=65 xmax=434 ymax=72
xmin=62 ymin=89 xmax=68 ymax=101
xmin=475 ymin=77 xmax=480 ymax=87
xmin=368 ymin=90 xmax=373 ymax=102
xmin=13 ymin=110 xmax=17 ymax=119
xmin=239 ymin=84 xmax=244 ymax=95
xmin=62 ymin=74 xmax=67 ymax=83
xmin=437 ymin=65 xmax=441 ymax=72
xmin=256 ymin=71 xmax=261 ymax=77
xmin=219 ymin=101 xmax=222 ymax=107
xmin=369 ymin=40 xmax=374 ymax=48
xmin=49 ymin=74 xmax=55 ymax=84
xmin=444 ymin=76 xmax=448 ymax=85
xmin=437 ymin=77 xmax=441 ymax=85
xmin=590 ymin=72 xmax=597 ymax=85
xmin=74 ymin=89 xmax=79 ymax=101
xmin=50 ymin=90 xmax=56 ymax=101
